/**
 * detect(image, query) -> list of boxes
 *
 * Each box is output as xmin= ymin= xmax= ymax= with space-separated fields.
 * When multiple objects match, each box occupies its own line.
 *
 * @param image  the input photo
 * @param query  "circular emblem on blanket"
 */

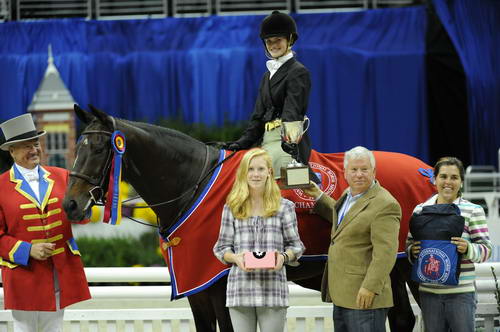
xmin=417 ymin=247 xmax=451 ymax=284
xmin=293 ymin=162 xmax=337 ymax=201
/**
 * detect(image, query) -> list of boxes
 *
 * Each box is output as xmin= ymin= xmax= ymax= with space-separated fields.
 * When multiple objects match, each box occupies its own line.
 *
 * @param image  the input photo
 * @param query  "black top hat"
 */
xmin=0 ymin=114 xmax=46 ymax=151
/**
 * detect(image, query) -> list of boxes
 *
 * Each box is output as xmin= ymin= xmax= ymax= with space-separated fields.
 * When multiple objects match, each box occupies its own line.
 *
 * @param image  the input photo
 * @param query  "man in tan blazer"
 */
xmin=304 ymin=146 xmax=401 ymax=331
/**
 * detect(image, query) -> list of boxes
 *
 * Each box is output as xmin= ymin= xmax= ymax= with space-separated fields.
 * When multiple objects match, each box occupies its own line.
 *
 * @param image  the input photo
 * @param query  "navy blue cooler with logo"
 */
xmin=409 ymin=204 xmax=465 ymax=285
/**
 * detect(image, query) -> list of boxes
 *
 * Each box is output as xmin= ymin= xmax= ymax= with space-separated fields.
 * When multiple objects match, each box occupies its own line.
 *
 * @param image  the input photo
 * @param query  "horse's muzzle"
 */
xmin=63 ymin=198 xmax=86 ymax=221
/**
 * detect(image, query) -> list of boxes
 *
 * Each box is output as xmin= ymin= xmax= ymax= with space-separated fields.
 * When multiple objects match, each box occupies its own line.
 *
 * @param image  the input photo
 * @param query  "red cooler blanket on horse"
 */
xmin=160 ymin=149 xmax=435 ymax=299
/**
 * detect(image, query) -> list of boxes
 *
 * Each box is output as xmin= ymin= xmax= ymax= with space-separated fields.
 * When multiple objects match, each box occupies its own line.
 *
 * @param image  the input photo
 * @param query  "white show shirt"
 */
xmin=266 ymin=52 xmax=294 ymax=79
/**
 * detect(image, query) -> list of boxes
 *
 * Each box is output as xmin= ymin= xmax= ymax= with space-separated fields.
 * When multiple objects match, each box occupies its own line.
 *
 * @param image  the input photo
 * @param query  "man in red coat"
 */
xmin=0 ymin=114 xmax=91 ymax=332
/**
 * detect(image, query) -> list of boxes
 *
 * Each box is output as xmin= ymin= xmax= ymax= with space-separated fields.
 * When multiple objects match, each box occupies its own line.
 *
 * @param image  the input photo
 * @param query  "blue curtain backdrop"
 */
xmin=0 ymin=7 xmax=429 ymax=161
xmin=433 ymin=0 xmax=500 ymax=166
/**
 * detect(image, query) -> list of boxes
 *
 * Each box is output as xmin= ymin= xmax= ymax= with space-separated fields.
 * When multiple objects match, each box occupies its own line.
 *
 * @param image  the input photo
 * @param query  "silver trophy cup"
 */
xmin=280 ymin=117 xmax=311 ymax=189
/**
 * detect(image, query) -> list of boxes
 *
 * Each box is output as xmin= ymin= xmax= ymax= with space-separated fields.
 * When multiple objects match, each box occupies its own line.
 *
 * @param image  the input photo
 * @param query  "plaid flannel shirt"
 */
xmin=213 ymin=198 xmax=305 ymax=307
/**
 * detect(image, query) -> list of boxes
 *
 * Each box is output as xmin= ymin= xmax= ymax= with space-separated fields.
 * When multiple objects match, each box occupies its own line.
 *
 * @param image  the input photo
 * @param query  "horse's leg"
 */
xmin=407 ymin=274 xmax=420 ymax=305
xmin=187 ymin=291 xmax=217 ymax=332
xmin=292 ymin=273 xmax=323 ymax=292
xmin=209 ymin=275 xmax=234 ymax=332
xmin=187 ymin=275 xmax=234 ymax=332
xmin=388 ymin=258 xmax=418 ymax=332
xmin=286 ymin=260 xmax=325 ymax=291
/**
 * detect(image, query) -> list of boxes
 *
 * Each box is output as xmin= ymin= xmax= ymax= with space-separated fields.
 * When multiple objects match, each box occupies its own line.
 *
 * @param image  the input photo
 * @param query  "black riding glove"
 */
xmin=226 ymin=142 xmax=241 ymax=151
xmin=281 ymin=141 xmax=298 ymax=156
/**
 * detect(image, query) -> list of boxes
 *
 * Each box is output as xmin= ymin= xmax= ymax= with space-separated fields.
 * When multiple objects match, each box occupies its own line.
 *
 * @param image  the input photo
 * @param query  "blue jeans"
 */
xmin=419 ymin=291 xmax=476 ymax=332
xmin=333 ymin=305 xmax=389 ymax=332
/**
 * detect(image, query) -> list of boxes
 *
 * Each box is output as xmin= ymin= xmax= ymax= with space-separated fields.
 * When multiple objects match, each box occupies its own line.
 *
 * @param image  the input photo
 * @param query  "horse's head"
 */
xmin=63 ymin=104 xmax=116 ymax=221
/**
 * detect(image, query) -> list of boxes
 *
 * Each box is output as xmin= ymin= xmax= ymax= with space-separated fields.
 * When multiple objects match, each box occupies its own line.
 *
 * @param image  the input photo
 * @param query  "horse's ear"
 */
xmin=74 ymin=104 xmax=94 ymax=124
xmin=88 ymin=104 xmax=114 ymax=130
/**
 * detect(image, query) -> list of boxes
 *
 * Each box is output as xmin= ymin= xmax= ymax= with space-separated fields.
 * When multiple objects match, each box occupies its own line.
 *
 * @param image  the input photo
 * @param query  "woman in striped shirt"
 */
xmin=406 ymin=157 xmax=491 ymax=332
xmin=213 ymin=148 xmax=305 ymax=332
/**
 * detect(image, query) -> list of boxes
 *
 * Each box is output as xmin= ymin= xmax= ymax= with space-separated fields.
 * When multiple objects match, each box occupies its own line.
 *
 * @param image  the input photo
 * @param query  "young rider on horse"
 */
xmin=224 ymin=11 xmax=319 ymax=183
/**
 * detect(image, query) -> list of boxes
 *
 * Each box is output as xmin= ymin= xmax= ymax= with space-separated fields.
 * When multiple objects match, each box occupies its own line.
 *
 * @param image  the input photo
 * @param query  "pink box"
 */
xmin=244 ymin=251 xmax=276 ymax=269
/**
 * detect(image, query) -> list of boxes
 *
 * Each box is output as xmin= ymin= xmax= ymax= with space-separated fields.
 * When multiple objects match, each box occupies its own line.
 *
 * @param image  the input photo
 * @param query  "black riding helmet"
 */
xmin=260 ymin=11 xmax=298 ymax=45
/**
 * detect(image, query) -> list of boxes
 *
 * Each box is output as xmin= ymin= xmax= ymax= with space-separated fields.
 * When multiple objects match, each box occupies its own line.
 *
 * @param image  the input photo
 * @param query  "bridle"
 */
xmin=69 ymin=118 xmax=237 ymax=236
xmin=70 ymin=129 xmax=114 ymax=212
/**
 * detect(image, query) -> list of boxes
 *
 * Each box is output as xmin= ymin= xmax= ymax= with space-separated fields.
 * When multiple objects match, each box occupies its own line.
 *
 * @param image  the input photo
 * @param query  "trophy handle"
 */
xmin=303 ymin=116 xmax=310 ymax=134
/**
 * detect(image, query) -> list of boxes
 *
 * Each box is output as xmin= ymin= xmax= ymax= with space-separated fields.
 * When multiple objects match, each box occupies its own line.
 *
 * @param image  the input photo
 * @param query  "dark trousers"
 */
xmin=333 ymin=305 xmax=389 ymax=332
xmin=420 ymin=291 xmax=476 ymax=332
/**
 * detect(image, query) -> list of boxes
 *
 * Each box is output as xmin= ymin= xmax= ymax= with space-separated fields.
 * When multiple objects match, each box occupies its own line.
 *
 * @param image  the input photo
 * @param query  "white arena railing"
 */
xmin=0 ymin=263 xmax=498 ymax=331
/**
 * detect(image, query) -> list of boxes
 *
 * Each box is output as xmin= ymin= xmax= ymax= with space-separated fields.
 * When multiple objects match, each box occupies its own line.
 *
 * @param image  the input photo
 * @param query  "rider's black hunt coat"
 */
xmin=234 ymin=57 xmax=313 ymax=164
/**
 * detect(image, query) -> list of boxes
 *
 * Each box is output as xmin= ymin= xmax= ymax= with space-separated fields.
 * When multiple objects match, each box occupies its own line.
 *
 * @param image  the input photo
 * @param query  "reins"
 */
xmin=123 ymin=147 xmax=237 ymax=209
xmin=123 ymin=146 xmax=238 ymax=236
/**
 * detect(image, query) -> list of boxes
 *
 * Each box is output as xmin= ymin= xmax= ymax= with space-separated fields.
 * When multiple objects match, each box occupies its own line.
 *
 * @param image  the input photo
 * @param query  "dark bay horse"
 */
xmin=64 ymin=105 xmax=434 ymax=332
xmin=64 ymin=105 xmax=326 ymax=331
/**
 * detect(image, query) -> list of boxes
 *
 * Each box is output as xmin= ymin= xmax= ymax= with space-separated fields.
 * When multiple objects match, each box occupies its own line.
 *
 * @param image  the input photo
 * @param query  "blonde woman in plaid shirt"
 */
xmin=213 ymin=148 xmax=305 ymax=332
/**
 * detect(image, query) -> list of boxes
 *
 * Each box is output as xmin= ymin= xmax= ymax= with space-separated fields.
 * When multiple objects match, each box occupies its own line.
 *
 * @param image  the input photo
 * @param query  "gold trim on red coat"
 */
xmin=27 ymin=220 xmax=62 ymax=232
xmin=21 ymin=198 xmax=57 ymax=210
xmin=50 ymin=247 xmax=64 ymax=256
xmin=31 ymin=234 xmax=63 ymax=244
xmin=8 ymin=241 xmax=22 ymax=262
xmin=0 ymin=257 xmax=18 ymax=269
xmin=39 ymin=167 xmax=55 ymax=212
xmin=67 ymin=240 xmax=81 ymax=256
xmin=22 ymin=208 xmax=62 ymax=220
xmin=10 ymin=168 xmax=40 ymax=209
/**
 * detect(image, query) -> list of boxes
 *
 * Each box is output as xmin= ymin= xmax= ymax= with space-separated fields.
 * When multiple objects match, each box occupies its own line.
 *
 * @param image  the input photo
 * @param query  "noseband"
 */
xmin=70 ymin=129 xmax=114 ymax=208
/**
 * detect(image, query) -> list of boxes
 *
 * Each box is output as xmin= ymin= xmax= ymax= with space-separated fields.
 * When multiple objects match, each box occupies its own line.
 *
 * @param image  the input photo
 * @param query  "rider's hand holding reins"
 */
xmin=221 ymin=142 xmax=241 ymax=151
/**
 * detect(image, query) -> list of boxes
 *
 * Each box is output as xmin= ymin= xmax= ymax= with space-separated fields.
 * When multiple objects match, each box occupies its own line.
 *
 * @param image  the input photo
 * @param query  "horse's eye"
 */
xmin=95 ymin=148 xmax=104 ymax=154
